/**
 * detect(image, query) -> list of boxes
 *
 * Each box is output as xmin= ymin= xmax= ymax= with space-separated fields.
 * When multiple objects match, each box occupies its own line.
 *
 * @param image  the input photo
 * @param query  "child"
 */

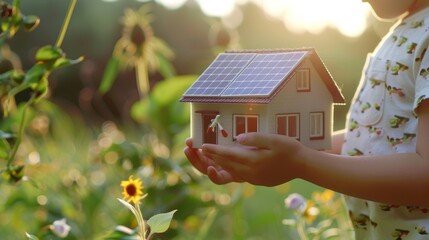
xmin=184 ymin=0 xmax=429 ymax=238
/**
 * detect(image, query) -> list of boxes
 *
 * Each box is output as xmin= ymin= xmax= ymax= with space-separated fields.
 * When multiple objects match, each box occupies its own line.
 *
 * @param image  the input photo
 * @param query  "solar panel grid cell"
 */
xmin=182 ymin=53 xmax=256 ymax=96
xmin=221 ymin=52 xmax=306 ymax=97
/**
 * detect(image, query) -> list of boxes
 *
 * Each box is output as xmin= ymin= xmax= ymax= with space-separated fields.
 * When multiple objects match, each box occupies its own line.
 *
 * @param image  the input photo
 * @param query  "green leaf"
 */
xmin=52 ymin=56 xmax=84 ymax=70
xmin=101 ymin=226 xmax=140 ymax=240
xmin=35 ymin=45 xmax=63 ymax=62
xmin=25 ymin=232 xmax=39 ymax=240
xmin=130 ymin=99 xmax=150 ymax=123
xmin=0 ymin=130 xmax=14 ymax=139
xmin=22 ymin=15 xmax=40 ymax=32
xmin=0 ymin=69 xmax=24 ymax=84
xmin=117 ymin=198 xmax=139 ymax=220
xmin=99 ymin=57 xmax=120 ymax=94
xmin=147 ymin=210 xmax=177 ymax=238
xmin=156 ymin=53 xmax=175 ymax=80
xmin=25 ymin=64 xmax=46 ymax=83
xmin=130 ymin=75 xmax=195 ymax=132
xmin=0 ymin=139 xmax=11 ymax=159
xmin=113 ymin=226 xmax=137 ymax=235
xmin=7 ymin=64 xmax=46 ymax=97
xmin=150 ymin=75 xmax=196 ymax=107
xmin=8 ymin=164 xmax=25 ymax=182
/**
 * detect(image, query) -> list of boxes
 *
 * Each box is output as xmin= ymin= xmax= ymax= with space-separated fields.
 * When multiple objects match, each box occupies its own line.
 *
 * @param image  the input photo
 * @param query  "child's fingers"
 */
xmin=184 ymin=146 xmax=208 ymax=174
xmin=185 ymin=138 xmax=193 ymax=148
xmin=207 ymin=166 xmax=241 ymax=184
xmin=236 ymin=132 xmax=277 ymax=149
xmin=202 ymin=144 xmax=253 ymax=165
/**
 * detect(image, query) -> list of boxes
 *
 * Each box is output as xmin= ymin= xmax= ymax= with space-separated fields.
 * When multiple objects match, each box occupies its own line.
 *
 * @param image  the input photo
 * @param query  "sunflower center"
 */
xmin=131 ymin=25 xmax=146 ymax=46
xmin=126 ymin=184 xmax=137 ymax=196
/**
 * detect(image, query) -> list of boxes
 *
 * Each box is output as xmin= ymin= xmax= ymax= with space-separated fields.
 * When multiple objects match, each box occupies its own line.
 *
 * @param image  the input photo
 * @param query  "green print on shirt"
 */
xmin=386 ymin=133 xmax=417 ymax=146
xmin=368 ymin=126 xmax=382 ymax=135
xmin=415 ymin=48 xmax=427 ymax=62
xmin=392 ymin=229 xmax=410 ymax=240
xmin=380 ymin=204 xmax=400 ymax=211
xmin=370 ymin=79 xmax=384 ymax=88
xmin=349 ymin=119 xmax=359 ymax=132
xmin=391 ymin=62 xmax=409 ymax=75
xmin=398 ymin=36 xmax=408 ymax=47
xmin=411 ymin=20 xmax=425 ymax=28
xmin=407 ymin=42 xmax=417 ymax=54
xmin=417 ymin=95 xmax=427 ymax=105
xmin=389 ymin=115 xmax=409 ymax=128
xmin=361 ymin=102 xmax=371 ymax=113
xmin=374 ymin=103 xmax=381 ymax=111
xmin=347 ymin=148 xmax=364 ymax=156
xmin=387 ymin=85 xmax=406 ymax=97
xmin=416 ymin=226 xmax=429 ymax=235
xmin=420 ymin=68 xmax=429 ymax=79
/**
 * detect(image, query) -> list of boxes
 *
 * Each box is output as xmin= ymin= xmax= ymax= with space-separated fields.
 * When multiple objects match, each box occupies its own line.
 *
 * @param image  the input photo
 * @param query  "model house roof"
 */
xmin=181 ymin=48 xmax=345 ymax=104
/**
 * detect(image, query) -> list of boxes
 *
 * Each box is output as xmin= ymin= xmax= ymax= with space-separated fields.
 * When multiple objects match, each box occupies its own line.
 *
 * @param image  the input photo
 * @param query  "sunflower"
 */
xmin=113 ymin=5 xmax=174 ymax=97
xmin=120 ymin=175 xmax=145 ymax=204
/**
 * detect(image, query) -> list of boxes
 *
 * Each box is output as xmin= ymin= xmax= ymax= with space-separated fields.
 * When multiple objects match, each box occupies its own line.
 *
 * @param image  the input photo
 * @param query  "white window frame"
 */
xmin=296 ymin=69 xmax=310 ymax=92
xmin=309 ymin=112 xmax=324 ymax=139
xmin=233 ymin=115 xmax=259 ymax=138
xmin=276 ymin=113 xmax=300 ymax=140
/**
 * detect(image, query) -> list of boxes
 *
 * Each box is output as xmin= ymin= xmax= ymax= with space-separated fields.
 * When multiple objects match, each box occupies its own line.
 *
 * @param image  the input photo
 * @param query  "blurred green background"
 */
xmin=0 ymin=0 xmax=395 ymax=239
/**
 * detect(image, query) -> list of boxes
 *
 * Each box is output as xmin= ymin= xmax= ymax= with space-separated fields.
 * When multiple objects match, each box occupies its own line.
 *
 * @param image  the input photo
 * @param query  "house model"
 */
xmin=180 ymin=48 xmax=345 ymax=150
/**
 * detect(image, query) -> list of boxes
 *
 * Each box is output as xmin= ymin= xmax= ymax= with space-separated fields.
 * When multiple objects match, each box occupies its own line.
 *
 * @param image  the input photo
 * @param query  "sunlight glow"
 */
xmin=261 ymin=0 xmax=371 ymax=37
xmin=155 ymin=0 xmax=187 ymax=9
xmin=196 ymin=0 xmax=370 ymax=37
xmin=102 ymin=0 xmax=371 ymax=37
xmin=196 ymin=0 xmax=236 ymax=17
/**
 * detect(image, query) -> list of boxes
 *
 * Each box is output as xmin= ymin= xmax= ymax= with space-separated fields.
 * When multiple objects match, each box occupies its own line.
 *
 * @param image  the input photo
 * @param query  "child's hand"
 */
xmin=201 ymin=133 xmax=306 ymax=186
xmin=184 ymin=138 xmax=244 ymax=184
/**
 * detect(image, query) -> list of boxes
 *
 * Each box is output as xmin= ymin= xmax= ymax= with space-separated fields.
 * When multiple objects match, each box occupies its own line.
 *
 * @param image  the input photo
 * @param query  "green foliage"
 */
xmin=147 ymin=210 xmax=177 ymax=238
xmin=0 ymin=0 xmax=40 ymax=45
xmin=99 ymin=57 xmax=120 ymax=94
xmin=131 ymin=75 xmax=195 ymax=146
xmin=0 ymin=0 xmax=82 ymax=185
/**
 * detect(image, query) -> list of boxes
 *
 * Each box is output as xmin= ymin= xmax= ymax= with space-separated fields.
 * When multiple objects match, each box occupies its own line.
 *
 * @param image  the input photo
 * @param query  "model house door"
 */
xmin=202 ymin=113 xmax=218 ymax=144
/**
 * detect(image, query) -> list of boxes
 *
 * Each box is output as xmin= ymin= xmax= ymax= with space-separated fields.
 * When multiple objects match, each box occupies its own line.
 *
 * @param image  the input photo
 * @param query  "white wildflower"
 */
xmin=49 ymin=218 xmax=71 ymax=238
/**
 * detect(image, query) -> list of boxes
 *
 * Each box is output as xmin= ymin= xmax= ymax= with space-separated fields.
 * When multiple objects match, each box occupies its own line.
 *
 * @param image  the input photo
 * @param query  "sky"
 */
xmin=103 ymin=0 xmax=372 ymax=38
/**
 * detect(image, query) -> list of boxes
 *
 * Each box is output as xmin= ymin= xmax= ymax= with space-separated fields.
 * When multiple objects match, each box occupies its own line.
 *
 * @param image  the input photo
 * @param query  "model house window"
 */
xmin=296 ymin=69 xmax=310 ymax=92
xmin=310 ymin=112 xmax=324 ymax=139
xmin=277 ymin=114 xmax=300 ymax=140
xmin=234 ymin=115 xmax=258 ymax=137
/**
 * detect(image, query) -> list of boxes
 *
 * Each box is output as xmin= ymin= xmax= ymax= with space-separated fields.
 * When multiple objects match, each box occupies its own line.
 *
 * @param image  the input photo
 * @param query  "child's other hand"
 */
xmin=201 ymin=133 xmax=305 ymax=186
xmin=184 ymin=138 xmax=244 ymax=184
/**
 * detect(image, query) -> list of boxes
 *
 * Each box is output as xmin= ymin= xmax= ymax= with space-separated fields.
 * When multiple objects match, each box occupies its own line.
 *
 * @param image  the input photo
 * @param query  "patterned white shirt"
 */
xmin=341 ymin=7 xmax=429 ymax=240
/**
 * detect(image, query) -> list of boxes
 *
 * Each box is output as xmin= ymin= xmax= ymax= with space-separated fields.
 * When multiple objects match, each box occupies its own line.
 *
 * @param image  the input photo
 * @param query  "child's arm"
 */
xmin=324 ymin=129 xmax=345 ymax=155
xmin=200 ymin=100 xmax=429 ymax=206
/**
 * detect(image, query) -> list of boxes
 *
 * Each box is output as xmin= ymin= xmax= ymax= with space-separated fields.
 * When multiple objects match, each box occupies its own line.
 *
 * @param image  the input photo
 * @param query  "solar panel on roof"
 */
xmin=221 ymin=52 xmax=307 ymax=97
xmin=183 ymin=51 xmax=308 ymax=98
xmin=183 ymin=53 xmax=256 ymax=97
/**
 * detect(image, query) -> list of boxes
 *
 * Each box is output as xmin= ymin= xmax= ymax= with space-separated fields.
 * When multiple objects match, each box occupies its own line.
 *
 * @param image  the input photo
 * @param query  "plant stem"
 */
xmin=136 ymin=59 xmax=149 ymax=99
xmin=135 ymin=203 xmax=147 ymax=240
xmin=12 ymin=0 xmax=21 ymax=14
xmin=56 ymin=0 xmax=77 ymax=48
xmin=296 ymin=217 xmax=308 ymax=240
xmin=6 ymin=94 xmax=34 ymax=169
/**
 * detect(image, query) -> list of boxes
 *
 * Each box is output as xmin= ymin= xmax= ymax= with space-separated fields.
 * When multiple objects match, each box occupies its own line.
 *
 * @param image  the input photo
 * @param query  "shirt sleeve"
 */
xmin=413 ymin=46 xmax=429 ymax=114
